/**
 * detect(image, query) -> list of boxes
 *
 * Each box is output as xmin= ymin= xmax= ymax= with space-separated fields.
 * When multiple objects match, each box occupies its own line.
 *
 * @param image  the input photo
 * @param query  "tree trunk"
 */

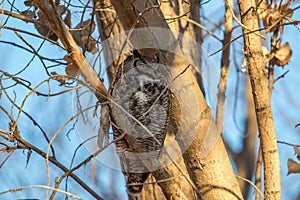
xmin=98 ymin=0 xmax=243 ymax=199
xmin=237 ymin=1 xmax=281 ymax=199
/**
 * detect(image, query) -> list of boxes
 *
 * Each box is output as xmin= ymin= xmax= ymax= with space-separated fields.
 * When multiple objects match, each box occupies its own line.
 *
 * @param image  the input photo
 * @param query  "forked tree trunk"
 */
xmin=96 ymin=0 xmax=243 ymax=199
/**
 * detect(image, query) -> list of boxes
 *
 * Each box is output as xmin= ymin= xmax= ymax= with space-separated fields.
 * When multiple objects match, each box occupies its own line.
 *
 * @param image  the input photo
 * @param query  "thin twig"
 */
xmin=50 ymin=132 xmax=126 ymax=199
xmin=0 ymin=70 xmax=81 ymax=97
xmin=236 ymin=175 xmax=264 ymax=199
xmin=2 ymin=10 xmax=38 ymax=23
xmin=0 ymin=25 xmax=65 ymax=49
xmin=208 ymin=27 xmax=266 ymax=57
xmin=127 ymin=174 xmax=184 ymax=186
xmin=226 ymin=0 xmax=266 ymax=39
xmin=274 ymin=70 xmax=289 ymax=83
xmin=0 ymin=185 xmax=82 ymax=199
xmin=277 ymin=141 xmax=300 ymax=147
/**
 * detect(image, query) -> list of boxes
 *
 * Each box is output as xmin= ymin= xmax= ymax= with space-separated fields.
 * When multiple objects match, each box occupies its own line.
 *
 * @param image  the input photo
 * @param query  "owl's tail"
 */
xmin=126 ymin=171 xmax=150 ymax=196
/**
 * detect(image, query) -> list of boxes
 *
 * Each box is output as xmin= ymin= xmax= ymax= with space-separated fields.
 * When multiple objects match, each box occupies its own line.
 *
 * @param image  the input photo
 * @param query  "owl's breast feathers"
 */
xmin=109 ymin=55 xmax=171 ymax=195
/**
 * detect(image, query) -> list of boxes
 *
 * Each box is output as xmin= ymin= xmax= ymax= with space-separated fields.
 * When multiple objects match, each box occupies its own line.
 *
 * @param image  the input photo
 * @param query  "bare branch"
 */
xmin=33 ymin=0 xmax=108 ymax=102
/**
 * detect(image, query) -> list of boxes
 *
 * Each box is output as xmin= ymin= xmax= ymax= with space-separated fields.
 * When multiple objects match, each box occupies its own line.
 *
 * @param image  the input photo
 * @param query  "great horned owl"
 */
xmin=110 ymin=53 xmax=171 ymax=196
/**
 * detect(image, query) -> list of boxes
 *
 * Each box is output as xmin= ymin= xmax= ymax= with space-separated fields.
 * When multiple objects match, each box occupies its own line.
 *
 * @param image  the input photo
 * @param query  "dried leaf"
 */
xmin=25 ymin=149 xmax=32 ymax=168
xmin=34 ymin=6 xmax=71 ymax=41
xmin=34 ymin=22 xmax=58 ymax=41
xmin=274 ymin=42 xmax=292 ymax=66
xmin=98 ymin=105 xmax=110 ymax=148
xmin=257 ymin=0 xmax=269 ymax=19
xmin=63 ymin=54 xmax=72 ymax=62
xmin=70 ymin=19 xmax=98 ymax=53
xmin=98 ymin=131 xmax=109 ymax=149
xmin=294 ymin=145 xmax=300 ymax=161
xmin=64 ymin=9 xmax=72 ymax=28
xmin=65 ymin=63 xmax=79 ymax=77
xmin=74 ymin=19 xmax=95 ymax=33
xmin=34 ymin=10 xmax=58 ymax=41
xmin=24 ymin=0 xmax=33 ymax=7
xmin=262 ymin=46 xmax=273 ymax=63
xmin=261 ymin=3 xmax=293 ymax=33
xmin=55 ymin=0 xmax=60 ymax=6
xmin=56 ymin=5 xmax=71 ymax=27
xmin=51 ymin=72 xmax=67 ymax=86
xmin=56 ymin=5 xmax=67 ymax=16
xmin=263 ymin=12 xmax=281 ymax=33
xmin=287 ymin=158 xmax=300 ymax=175
xmin=34 ymin=22 xmax=48 ymax=36
xmin=63 ymin=55 xmax=79 ymax=77
xmin=278 ymin=5 xmax=293 ymax=33
xmin=279 ymin=4 xmax=293 ymax=19
xmin=37 ymin=9 xmax=47 ymax=21
xmin=81 ymin=36 xmax=98 ymax=54
xmin=20 ymin=10 xmax=36 ymax=19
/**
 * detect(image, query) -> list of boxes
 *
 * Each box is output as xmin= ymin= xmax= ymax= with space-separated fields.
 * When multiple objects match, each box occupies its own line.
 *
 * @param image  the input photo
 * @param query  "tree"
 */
xmin=1 ymin=0 xmax=300 ymax=200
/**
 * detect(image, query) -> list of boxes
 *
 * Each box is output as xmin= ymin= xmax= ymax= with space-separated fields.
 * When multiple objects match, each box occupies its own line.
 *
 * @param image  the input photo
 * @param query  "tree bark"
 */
xmin=237 ymin=1 xmax=281 ymax=199
xmin=105 ymin=0 xmax=243 ymax=199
